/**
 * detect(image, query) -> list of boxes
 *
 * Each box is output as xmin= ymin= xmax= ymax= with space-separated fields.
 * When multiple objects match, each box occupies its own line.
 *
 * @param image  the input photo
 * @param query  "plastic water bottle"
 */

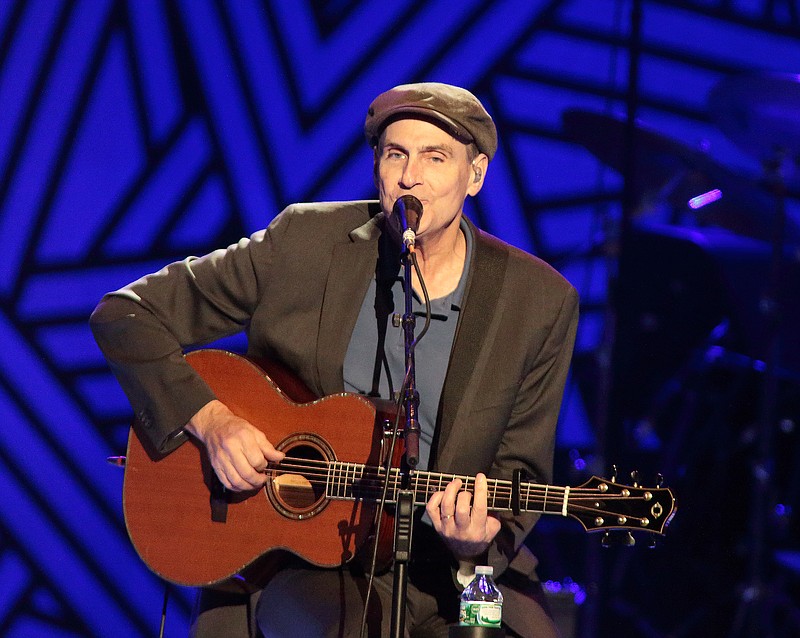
xmin=459 ymin=565 xmax=503 ymax=627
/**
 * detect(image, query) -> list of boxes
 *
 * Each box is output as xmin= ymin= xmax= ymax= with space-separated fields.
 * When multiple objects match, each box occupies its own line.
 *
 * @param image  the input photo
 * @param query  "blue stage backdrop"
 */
xmin=1 ymin=1 xmax=799 ymax=636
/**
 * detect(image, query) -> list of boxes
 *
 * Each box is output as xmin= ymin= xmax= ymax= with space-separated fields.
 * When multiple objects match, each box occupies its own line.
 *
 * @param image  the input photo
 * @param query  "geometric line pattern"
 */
xmin=1 ymin=0 xmax=798 ymax=635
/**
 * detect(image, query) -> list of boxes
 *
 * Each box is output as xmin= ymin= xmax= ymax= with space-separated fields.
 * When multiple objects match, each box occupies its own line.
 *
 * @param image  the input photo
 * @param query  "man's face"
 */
xmin=374 ymin=118 xmax=486 ymax=243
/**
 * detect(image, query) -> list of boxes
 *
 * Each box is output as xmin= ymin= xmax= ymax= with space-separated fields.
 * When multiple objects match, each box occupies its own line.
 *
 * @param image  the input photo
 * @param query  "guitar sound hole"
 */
xmin=266 ymin=433 xmax=334 ymax=520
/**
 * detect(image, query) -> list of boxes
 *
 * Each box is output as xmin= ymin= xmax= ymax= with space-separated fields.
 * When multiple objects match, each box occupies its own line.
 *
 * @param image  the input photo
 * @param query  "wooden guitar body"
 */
xmin=123 ymin=349 xmax=383 ymax=588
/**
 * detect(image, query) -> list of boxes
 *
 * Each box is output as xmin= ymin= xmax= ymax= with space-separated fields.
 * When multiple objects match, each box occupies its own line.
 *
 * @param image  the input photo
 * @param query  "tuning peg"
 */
xmin=647 ymin=533 xmax=658 ymax=549
xmin=601 ymin=531 xmax=636 ymax=548
xmin=625 ymin=532 xmax=636 ymax=547
xmin=656 ymin=473 xmax=664 ymax=487
xmin=630 ymin=470 xmax=640 ymax=487
xmin=611 ymin=464 xmax=618 ymax=483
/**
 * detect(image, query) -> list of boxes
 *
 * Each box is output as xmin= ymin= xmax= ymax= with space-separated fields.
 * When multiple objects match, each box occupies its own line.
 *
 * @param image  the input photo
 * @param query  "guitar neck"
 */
xmin=323 ymin=460 xmax=675 ymax=534
xmin=327 ymin=463 xmax=563 ymax=515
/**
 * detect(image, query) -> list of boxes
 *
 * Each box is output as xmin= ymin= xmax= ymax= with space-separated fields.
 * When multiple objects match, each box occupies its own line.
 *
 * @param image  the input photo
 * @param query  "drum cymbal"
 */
xmin=709 ymin=72 xmax=800 ymax=166
xmin=562 ymin=108 xmax=707 ymax=199
xmin=562 ymin=108 xmax=799 ymax=244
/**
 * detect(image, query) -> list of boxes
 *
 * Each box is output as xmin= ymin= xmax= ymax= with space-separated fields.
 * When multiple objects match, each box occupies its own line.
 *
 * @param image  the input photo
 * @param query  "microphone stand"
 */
xmin=390 ymin=243 xmax=421 ymax=638
xmin=730 ymin=152 xmax=789 ymax=638
xmin=402 ymin=246 xmax=422 ymax=470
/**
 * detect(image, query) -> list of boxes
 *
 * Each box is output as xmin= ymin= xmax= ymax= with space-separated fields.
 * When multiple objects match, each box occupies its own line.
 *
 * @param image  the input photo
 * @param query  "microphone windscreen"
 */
xmin=393 ymin=195 xmax=423 ymax=231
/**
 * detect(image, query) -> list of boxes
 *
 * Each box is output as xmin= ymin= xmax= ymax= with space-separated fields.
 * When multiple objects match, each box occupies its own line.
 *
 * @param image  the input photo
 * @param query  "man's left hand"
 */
xmin=426 ymin=473 xmax=502 ymax=561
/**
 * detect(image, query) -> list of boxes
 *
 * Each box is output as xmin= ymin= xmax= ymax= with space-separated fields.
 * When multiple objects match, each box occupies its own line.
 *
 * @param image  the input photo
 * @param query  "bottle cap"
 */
xmin=475 ymin=565 xmax=493 ymax=575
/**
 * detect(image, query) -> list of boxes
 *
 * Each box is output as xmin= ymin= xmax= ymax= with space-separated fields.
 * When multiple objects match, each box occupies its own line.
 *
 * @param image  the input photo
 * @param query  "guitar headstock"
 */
xmin=568 ymin=475 xmax=676 ymax=535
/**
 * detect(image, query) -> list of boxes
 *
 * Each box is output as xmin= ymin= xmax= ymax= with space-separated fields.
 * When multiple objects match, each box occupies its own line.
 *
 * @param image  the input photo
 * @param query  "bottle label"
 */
xmin=459 ymin=601 xmax=502 ymax=627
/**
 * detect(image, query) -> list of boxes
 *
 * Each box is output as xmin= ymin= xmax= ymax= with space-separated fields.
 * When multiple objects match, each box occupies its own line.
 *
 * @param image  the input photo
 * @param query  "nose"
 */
xmin=399 ymin=156 xmax=421 ymax=188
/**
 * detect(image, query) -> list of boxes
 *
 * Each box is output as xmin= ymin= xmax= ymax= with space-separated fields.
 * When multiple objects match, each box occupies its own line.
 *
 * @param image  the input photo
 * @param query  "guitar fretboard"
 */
xmin=325 ymin=461 xmax=566 ymax=515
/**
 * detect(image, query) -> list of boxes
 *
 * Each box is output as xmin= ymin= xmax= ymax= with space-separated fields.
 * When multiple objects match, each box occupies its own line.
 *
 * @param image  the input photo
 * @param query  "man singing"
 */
xmin=91 ymin=82 xmax=578 ymax=637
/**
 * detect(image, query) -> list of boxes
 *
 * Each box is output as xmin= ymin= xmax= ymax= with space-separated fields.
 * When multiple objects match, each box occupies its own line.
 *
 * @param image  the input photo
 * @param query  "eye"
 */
xmin=385 ymin=150 xmax=406 ymax=161
xmin=424 ymin=153 xmax=447 ymax=164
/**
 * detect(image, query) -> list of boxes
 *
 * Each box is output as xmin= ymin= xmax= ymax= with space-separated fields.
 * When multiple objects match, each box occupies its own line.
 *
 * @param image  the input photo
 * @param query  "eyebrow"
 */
xmin=382 ymin=140 xmax=456 ymax=156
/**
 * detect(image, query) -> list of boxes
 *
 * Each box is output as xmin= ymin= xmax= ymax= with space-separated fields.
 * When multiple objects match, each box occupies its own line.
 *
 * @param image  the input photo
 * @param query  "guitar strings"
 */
xmin=273 ymin=457 xmax=660 ymax=500
xmin=269 ymin=456 xmax=663 ymax=522
xmin=274 ymin=456 xmax=660 ymax=498
xmin=268 ymin=479 xmax=655 ymax=524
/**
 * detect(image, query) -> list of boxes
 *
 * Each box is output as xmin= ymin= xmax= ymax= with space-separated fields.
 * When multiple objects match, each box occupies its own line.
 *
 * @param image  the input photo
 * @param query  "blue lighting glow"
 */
xmin=688 ymin=188 xmax=722 ymax=209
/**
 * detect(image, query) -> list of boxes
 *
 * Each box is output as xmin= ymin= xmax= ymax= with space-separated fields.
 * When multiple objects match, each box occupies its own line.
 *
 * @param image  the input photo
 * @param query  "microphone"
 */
xmin=392 ymin=195 xmax=423 ymax=250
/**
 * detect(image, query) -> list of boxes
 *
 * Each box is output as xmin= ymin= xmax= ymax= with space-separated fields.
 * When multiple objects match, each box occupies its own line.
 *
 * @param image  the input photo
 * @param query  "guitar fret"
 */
xmin=385 ymin=466 xmax=395 ymax=504
xmin=342 ymin=462 xmax=349 ymax=498
xmin=326 ymin=461 xmax=335 ymax=498
xmin=410 ymin=472 xmax=426 ymax=506
xmin=343 ymin=462 xmax=352 ymax=499
xmin=340 ymin=462 xmax=348 ymax=499
xmin=353 ymin=463 xmax=360 ymax=499
xmin=346 ymin=463 xmax=353 ymax=499
xmin=347 ymin=462 xmax=355 ymax=499
xmin=331 ymin=461 xmax=342 ymax=499
xmin=325 ymin=461 xmax=334 ymax=498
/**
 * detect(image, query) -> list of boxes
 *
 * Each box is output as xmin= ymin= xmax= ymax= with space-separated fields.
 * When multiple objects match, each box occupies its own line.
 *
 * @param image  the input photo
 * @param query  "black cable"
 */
xmin=359 ymin=250 xmax=432 ymax=638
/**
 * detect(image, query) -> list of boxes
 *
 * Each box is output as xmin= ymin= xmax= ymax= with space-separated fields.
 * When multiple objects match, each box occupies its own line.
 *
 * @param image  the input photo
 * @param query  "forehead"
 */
xmin=380 ymin=118 xmax=469 ymax=157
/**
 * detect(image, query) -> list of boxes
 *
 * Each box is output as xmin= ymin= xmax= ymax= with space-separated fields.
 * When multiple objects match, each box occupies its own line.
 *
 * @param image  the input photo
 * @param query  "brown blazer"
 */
xmin=90 ymin=200 xmax=578 ymax=632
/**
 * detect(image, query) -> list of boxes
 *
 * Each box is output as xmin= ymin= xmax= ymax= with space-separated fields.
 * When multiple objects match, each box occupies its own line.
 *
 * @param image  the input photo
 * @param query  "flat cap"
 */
xmin=364 ymin=82 xmax=498 ymax=160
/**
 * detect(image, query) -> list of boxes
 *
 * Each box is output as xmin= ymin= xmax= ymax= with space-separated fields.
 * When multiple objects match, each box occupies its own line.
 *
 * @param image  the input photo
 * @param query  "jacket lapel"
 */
xmin=315 ymin=216 xmax=382 ymax=396
xmin=434 ymin=220 xmax=509 ymax=467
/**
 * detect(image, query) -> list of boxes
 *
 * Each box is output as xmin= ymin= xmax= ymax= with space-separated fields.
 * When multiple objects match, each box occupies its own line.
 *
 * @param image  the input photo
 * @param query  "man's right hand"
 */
xmin=184 ymin=399 xmax=285 ymax=491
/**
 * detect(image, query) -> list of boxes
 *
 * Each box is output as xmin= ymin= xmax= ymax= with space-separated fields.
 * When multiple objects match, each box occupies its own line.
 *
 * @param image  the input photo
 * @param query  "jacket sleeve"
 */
xmin=89 ymin=215 xmax=291 ymax=454
xmin=487 ymin=283 xmax=579 ymax=580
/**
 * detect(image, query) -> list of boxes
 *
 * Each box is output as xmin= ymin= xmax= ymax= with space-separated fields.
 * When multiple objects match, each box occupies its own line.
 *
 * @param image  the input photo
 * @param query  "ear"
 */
xmin=467 ymin=154 xmax=489 ymax=196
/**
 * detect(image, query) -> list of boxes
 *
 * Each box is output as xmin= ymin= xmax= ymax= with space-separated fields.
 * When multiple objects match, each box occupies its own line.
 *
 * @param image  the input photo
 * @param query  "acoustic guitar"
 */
xmin=122 ymin=349 xmax=676 ymax=589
